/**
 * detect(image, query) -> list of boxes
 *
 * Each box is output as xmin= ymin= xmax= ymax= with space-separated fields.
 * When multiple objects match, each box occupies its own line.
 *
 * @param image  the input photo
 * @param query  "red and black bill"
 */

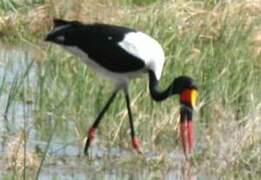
xmin=179 ymin=89 xmax=198 ymax=158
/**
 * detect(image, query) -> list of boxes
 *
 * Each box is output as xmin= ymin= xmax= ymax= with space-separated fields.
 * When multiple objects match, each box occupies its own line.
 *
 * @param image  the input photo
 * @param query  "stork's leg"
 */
xmin=84 ymin=89 xmax=119 ymax=155
xmin=124 ymin=89 xmax=142 ymax=153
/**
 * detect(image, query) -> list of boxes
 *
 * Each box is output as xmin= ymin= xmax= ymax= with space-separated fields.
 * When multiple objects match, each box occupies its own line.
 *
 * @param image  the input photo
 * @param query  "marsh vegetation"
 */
xmin=0 ymin=0 xmax=260 ymax=179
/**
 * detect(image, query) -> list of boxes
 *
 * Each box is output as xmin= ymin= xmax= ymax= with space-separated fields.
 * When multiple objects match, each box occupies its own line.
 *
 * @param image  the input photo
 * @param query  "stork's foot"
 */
xmin=132 ymin=136 xmax=143 ymax=154
xmin=84 ymin=127 xmax=96 ymax=155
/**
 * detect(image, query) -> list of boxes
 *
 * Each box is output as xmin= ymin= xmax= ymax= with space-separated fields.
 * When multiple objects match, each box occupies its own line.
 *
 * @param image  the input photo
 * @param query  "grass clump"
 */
xmin=0 ymin=0 xmax=260 ymax=179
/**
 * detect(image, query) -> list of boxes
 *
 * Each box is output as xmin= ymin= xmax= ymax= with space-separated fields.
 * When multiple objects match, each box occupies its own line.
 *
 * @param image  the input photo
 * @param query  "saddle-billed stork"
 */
xmin=45 ymin=19 xmax=198 ymax=157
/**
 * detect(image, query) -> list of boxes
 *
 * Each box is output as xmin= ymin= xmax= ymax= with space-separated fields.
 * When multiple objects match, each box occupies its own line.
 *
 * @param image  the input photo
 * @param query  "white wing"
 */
xmin=118 ymin=32 xmax=165 ymax=80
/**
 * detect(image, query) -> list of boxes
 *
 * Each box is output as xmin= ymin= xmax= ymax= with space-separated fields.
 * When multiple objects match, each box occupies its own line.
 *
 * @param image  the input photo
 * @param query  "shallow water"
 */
xmin=0 ymin=46 xmax=214 ymax=180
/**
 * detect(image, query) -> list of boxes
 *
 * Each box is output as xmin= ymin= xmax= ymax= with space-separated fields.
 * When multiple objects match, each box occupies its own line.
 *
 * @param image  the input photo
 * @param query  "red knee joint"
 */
xmin=87 ymin=128 xmax=96 ymax=141
xmin=132 ymin=137 xmax=142 ymax=151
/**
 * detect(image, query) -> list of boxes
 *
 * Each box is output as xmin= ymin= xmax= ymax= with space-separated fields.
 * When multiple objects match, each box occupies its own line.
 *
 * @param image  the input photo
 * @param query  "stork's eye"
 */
xmin=57 ymin=35 xmax=65 ymax=42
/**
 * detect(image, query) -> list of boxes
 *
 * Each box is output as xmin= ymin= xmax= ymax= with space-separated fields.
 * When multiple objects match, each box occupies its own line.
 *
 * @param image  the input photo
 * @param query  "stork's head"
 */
xmin=171 ymin=76 xmax=198 ymax=107
xmin=45 ymin=19 xmax=82 ymax=46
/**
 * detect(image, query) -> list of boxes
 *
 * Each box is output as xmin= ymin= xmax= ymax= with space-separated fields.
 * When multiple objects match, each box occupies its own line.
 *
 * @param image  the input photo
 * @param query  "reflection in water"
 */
xmin=181 ymin=161 xmax=195 ymax=180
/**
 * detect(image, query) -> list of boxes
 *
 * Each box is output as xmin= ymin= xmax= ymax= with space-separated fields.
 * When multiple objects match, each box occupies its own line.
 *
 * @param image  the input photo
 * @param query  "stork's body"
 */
xmin=47 ymin=21 xmax=164 ymax=84
xmin=45 ymin=19 xmax=198 ymax=158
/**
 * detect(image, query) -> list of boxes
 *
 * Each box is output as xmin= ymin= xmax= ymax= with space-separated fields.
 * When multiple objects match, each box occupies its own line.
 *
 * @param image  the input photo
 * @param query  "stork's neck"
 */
xmin=148 ymin=70 xmax=176 ymax=102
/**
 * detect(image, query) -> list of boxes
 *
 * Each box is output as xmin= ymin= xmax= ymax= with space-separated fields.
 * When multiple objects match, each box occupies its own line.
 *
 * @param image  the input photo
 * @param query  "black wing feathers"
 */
xmin=49 ymin=19 xmax=145 ymax=72
xmin=73 ymin=24 xmax=145 ymax=72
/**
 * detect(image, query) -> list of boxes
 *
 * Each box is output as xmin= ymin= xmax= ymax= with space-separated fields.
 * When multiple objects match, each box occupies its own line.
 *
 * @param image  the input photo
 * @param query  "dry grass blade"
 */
xmin=6 ymin=132 xmax=40 ymax=176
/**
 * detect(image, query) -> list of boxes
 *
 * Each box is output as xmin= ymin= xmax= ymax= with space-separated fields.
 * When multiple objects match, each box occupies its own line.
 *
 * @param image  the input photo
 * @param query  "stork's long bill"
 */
xmin=179 ymin=88 xmax=198 ymax=157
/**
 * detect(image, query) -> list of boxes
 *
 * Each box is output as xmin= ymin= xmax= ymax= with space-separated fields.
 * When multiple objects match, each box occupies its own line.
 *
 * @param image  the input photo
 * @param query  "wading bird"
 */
xmin=45 ymin=19 xmax=198 ymax=157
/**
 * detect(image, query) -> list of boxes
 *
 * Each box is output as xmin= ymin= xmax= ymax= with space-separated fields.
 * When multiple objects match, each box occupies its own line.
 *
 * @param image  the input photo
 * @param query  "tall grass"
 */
xmin=0 ymin=0 xmax=260 ymax=179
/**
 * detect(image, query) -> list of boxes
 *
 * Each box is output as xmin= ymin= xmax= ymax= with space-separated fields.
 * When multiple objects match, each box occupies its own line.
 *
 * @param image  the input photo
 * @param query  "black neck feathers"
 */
xmin=148 ymin=70 xmax=197 ymax=102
